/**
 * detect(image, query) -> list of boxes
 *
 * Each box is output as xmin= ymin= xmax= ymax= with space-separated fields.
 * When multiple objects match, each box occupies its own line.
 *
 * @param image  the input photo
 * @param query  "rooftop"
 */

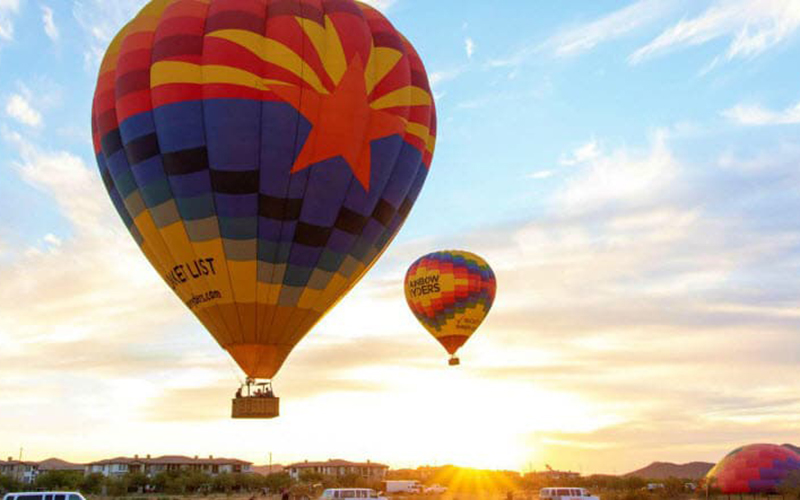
xmin=87 ymin=455 xmax=252 ymax=466
xmin=288 ymin=459 xmax=388 ymax=469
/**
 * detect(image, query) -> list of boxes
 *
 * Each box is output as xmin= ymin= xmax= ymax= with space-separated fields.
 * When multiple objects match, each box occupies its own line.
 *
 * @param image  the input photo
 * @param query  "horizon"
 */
xmin=2 ymin=0 xmax=800 ymax=476
xmin=0 ymin=453 xmax=726 ymax=475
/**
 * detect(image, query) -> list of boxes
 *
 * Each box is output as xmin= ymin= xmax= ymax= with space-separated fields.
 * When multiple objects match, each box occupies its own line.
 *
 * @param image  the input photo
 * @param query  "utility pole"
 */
xmin=269 ymin=452 xmax=273 ymax=475
xmin=18 ymin=447 xmax=22 ymax=461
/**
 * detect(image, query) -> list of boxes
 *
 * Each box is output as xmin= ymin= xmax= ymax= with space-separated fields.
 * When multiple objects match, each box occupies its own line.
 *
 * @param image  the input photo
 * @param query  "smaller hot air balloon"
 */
xmin=405 ymin=250 xmax=496 ymax=365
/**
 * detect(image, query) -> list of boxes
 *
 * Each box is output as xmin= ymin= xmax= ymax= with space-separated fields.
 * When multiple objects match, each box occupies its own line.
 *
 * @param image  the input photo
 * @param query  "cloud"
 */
xmin=559 ymin=139 xmax=602 ymax=167
xmin=443 ymin=135 xmax=800 ymax=471
xmin=528 ymin=170 xmax=555 ymax=180
xmin=723 ymin=100 xmax=800 ymax=126
xmin=5 ymin=92 xmax=43 ymax=127
xmin=630 ymin=0 xmax=800 ymax=65
xmin=428 ymin=68 xmax=463 ymax=89
xmin=490 ymin=0 xmax=674 ymax=67
xmin=465 ymin=37 xmax=475 ymax=59
xmin=547 ymin=0 xmax=675 ymax=58
xmin=556 ymin=133 xmax=678 ymax=215
xmin=41 ymin=5 xmax=59 ymax=41
xmin=0 ymin=0 xmax=19 ymax=41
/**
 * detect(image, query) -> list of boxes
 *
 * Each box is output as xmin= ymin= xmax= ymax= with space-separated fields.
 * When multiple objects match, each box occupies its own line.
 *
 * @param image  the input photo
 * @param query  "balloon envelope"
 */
xmin=92 ymin=0 xmax=437 ymax=380
xmin=706 ymin=444 xmax=800 ymax=494
xmin=404 ymin=250 xmax=496 ymax=360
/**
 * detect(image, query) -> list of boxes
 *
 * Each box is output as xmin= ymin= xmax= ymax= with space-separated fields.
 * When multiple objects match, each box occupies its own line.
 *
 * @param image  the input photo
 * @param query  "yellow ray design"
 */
xmin=206 ymin=29 xmax=328 ymax=94
xmin=296 ymin=15 xmax=347 ymax=85
xmin=151 ymin=60 xmax=288 ymax=90
xmin=371 ymin=85 xmax=432 ymax=109
xmin=365 ymin=46 xmax=403 ymax=94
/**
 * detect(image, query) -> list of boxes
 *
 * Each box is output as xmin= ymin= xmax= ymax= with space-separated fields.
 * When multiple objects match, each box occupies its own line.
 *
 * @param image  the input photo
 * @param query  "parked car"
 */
xmin=4 ymin=493 xmax=86 ymax=500
xmin=319 ymin=489 xmax=388 ymax=500
xmin=423 ymin=485 xmax=448 ymax=495
xmin=539 ymin=488 xmax=599 ymax=500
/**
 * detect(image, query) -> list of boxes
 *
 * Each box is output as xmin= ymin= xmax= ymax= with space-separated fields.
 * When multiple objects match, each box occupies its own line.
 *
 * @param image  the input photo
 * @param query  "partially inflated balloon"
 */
xmin=405 ymin=251 xmax=496 ymax=365
xmin=92 ymin=0 xmax=437 ymax=382
xmin=706 ymin=444 xmax=800 ymax=494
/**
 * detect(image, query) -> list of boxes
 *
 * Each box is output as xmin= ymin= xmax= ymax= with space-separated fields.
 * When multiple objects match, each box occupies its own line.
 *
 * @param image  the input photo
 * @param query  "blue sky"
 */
xmin=2 ymin=0 xmax=800 ymax=474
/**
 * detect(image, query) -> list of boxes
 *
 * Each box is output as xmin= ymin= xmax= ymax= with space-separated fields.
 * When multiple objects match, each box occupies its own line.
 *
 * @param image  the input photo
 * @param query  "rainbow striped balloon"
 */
xmin=92 ymin=0 xmax=437 ymax=382
xmin=405 ymin=251 xmax=496 ymax=365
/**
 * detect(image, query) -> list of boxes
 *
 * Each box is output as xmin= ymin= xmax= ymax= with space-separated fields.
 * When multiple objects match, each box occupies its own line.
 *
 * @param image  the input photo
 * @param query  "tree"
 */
xmin=299 ymin=471 xmax=324 ymax=484
xmin=35 ymin=471 xmax=83 ymax=491
xmin=263 ymin=472 xmax=292 ymax=493
xmin=125 ymin=472 xmax=149 ymax=493
xmin=0 ymin=475 xmax=23 ymax=493
xmin=103 ymin=476 xmax=130 ymax=497
xmin=213 ymin=472 xmax=235 ymax=494
xmin=79 ymin=473 xmax=105 ymax=495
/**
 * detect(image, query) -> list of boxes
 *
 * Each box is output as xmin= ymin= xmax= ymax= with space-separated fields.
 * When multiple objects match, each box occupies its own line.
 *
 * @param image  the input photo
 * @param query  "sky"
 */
xmin=1 ymin=0 xmax=800 ymax=475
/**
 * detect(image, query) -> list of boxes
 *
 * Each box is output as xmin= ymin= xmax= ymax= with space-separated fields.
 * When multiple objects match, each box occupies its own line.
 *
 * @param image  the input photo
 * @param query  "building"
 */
xmin=85 ymin=455 xmax=252 ymax=478
xmin=0 ymin=458 xmax=40 ymax=484
xmin=287 ymin=459 xmax=388 ymax=481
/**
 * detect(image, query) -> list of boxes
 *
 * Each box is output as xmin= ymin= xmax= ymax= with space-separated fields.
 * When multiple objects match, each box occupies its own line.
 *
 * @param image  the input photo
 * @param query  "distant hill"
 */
xmin=625 ymin=462 xmax=714 ymax=480
xmin=37 ymin=458 xmax=84 ymax=471
xmin=252 ymin=464 xmax=285 ymax=475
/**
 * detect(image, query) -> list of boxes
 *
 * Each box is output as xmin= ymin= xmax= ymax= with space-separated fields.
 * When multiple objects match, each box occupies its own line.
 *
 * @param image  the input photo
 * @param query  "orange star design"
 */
xmin=269 ymin=55 xmax=406 ymax=192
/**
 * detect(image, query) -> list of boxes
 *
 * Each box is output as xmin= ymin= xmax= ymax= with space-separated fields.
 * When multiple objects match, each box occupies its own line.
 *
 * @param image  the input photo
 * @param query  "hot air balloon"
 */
xmin=92 ymin=0 xmax=437 ymax=418
xmin=706 ymin=444 xmax=800 ymax=494
xmin=404 ymin=251 xmax=496 ymax=366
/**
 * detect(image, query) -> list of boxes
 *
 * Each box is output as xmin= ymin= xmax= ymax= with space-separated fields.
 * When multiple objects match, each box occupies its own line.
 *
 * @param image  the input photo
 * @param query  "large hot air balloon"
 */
xmin=404 ymin=251 xmax=496 ymax=366
xmin=706 ymin=444 xmax=800 ymax=494
xmin=92 ymin=0 xmax=437 ymax=418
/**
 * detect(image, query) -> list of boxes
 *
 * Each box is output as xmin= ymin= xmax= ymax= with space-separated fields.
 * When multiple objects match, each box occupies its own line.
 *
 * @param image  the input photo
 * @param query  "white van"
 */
xmin=3 ymin=493 xmax=86 ymax=500
xmin=320 ymin=489 xmax=387 ymax=500
xmin=539 ymin=488 xmax=599 ymax=500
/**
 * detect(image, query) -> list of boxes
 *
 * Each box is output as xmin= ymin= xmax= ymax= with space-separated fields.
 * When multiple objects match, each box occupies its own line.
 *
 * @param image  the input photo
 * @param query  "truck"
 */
xmin=383 ymin=481 xmax=423 ymax=494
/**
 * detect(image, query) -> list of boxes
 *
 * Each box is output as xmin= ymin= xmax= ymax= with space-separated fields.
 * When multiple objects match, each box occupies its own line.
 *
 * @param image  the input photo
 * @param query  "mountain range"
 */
xmin=625 ymin=444 xmax=800 ymax=480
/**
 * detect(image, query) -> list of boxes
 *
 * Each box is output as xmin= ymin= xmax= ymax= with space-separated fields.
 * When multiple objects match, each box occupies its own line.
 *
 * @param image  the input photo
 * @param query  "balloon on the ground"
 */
xmin=706 ymin=444 xmax=800 ymax=494
xmin=92 ymin=0 xmax=437 ymax=385
xmin=405 ymin=250 xmax=496 ymax=365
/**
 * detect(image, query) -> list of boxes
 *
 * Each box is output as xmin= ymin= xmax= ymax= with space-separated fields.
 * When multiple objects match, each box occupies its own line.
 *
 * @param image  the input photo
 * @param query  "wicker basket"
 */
xmin=231 ymin=397 xmax=280 ymax=419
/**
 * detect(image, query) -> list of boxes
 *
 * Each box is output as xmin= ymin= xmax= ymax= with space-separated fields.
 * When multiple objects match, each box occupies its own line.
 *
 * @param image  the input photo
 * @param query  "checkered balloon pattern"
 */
xmin=707 ymin=444 xmax=800 ymax=494
xmin=405 ymin=250 xmax=496 ymax=359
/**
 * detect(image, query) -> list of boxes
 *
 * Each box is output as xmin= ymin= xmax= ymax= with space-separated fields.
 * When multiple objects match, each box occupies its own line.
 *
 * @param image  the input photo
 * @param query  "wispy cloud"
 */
xmin=465 ymin=37 xmax=475 ymax=59
xmin=557 ymin=132 xmax=677 ymax=214
xmin=559 ymin=139 xmax=602 ymax=167
xmin=528 ymin=170 xmax=555 ymax=180
xmin=72 ymin=0 xmax=146 ymax=69
xmin=546 ymin=0 xmax=675 ymax=58
xmin=490 ymin=0 xmax=675 ymax=68
xmin=630 ymin=0 xmax=800 ymax=65
xmin=41 ymin=5 xmax=59 ymax=42
xmin=0 ymin=0 xmax=20 ymax=41
xmin=723 ymin=100 xmax=800 ymax=126
xmin=5 ymin=91 xmax=43 ymax=127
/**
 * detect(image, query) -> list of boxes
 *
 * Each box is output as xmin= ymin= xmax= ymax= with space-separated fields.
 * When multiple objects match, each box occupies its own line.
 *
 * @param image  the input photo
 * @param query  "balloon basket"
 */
xmin=232 ymin=397 xmax=280 ymax=419
xmin=449 ymin=357 xmax=460 ymax=366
